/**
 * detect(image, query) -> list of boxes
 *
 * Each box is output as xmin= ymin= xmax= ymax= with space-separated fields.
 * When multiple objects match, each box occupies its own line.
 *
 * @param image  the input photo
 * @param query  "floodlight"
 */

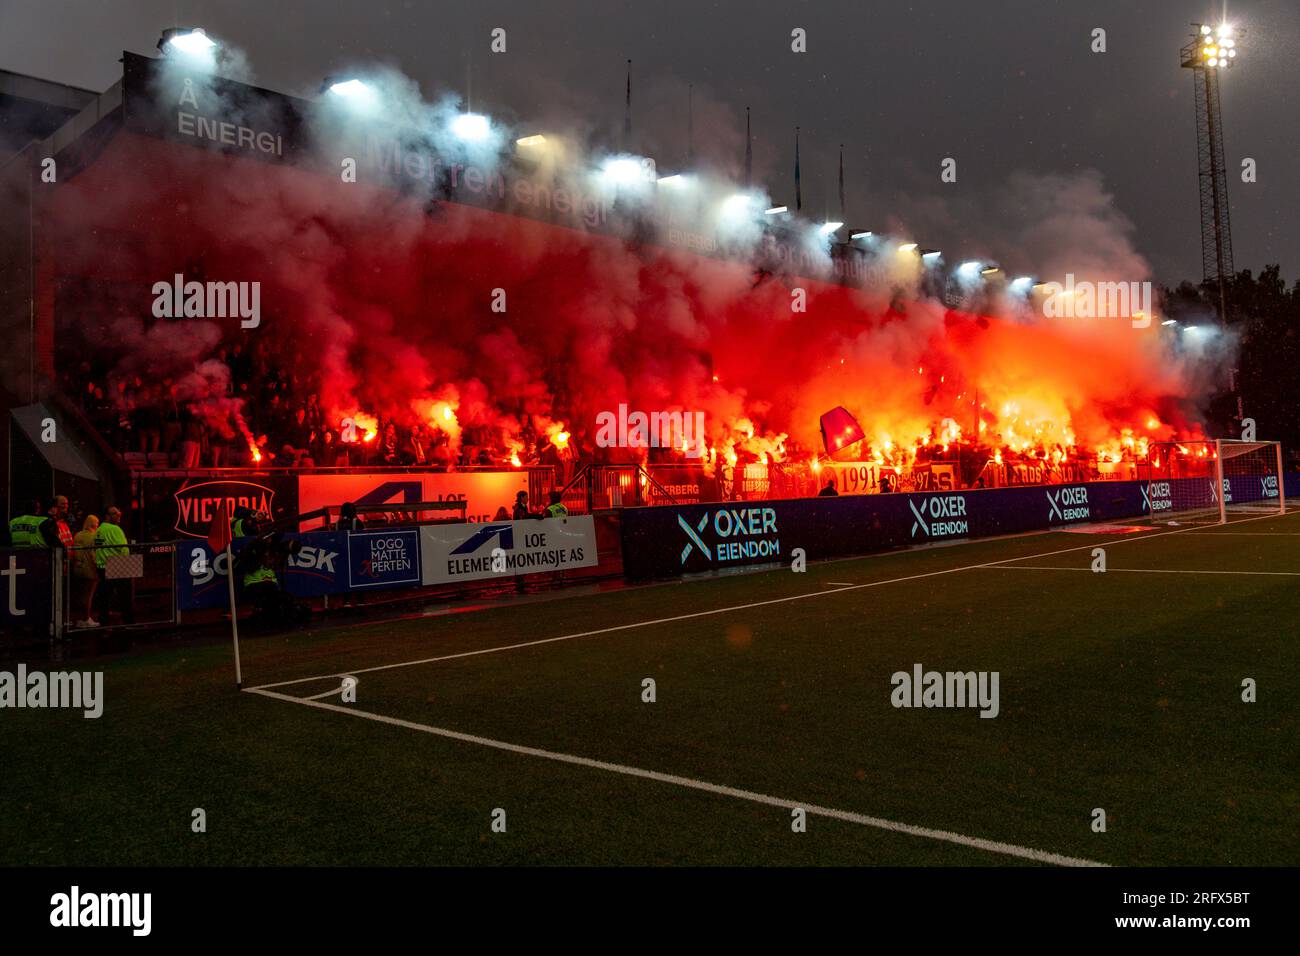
xmin=850 ymin=230 xmax=873 ymax=239
xmin=159 ymin=28 xmax=216 ymax=56
xmin=765 ymin=205 xmax=788 ymax=215
xmin=327 ymin=78 xmax=372 ymax=98
xmin=820 ymin=221 xmax=844 ymax=235
xmin=898 ymin=242 xmax=918 ymax=252
xmin=516 ymin=134 xmax=547 ymax=147
xmin=452 ymin=113 xmax=491 ymax=141
xmin=723 ymin=193 xmax=754 ymax=214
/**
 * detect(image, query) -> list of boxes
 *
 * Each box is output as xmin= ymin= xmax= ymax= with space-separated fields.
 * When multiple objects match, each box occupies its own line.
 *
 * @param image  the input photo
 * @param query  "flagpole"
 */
xmin=226 ymin=540 xmax=242 ymax=689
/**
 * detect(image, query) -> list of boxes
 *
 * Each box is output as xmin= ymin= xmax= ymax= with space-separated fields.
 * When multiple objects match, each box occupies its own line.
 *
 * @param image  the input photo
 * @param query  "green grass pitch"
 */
xmin=3 ymin=510 xmax=1296 ymax=866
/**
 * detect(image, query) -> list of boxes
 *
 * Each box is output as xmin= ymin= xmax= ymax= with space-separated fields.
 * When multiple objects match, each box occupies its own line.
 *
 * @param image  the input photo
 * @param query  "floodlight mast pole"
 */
xmin=1180 ymin=25 xmax=1235 ymax=325
xmin=1181 ymin=23 xmax=1242 ymax=422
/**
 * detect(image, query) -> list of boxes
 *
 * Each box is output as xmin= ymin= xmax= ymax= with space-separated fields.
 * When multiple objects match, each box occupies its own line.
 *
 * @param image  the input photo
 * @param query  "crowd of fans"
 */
xmin=61 ymin=339 xmax=562 ymax=471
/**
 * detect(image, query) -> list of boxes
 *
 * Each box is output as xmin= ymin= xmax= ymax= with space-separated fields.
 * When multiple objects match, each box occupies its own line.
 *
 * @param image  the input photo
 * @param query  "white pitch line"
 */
xmin=1176 ymin=532 xmax=1300 ymax=536
xmin=985 ymin=565 xmax=1300 ymax=577
xmin=246 ymin=686 xmax=1106 ymax=867
xmin=247 ymin=508 xmax=1296 ymax=693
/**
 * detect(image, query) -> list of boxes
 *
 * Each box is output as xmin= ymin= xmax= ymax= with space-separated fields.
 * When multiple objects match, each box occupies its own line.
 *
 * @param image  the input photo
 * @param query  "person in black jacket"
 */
xmin=511 ymin=491 xmax=535 ymax=520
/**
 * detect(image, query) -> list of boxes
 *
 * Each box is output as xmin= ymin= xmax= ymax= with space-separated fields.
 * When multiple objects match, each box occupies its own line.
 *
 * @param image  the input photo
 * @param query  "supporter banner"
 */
xmin=298 ymin=471 xmax=528 ymax=529
xmin=0 ymin=549 xmax=52 ymax=638
xmin=420 ymin=517 xmax=599 ymax=586
xmin=824 ymin=461 xmax=885 ymax=495
xmin=347 ymin=530 xmax=421 ymax=589
xmin=621 ymin=480 xmax=1150 ymax=579
xmin=140 ymin=474 xmax=299 ymax=541
xmin=645 ymin=466 xmax=713 ymax=505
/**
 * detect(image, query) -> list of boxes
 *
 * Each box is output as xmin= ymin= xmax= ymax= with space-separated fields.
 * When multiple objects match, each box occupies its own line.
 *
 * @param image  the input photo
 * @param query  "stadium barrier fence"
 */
xmin=3 ymin=472 xmax=1296 ymax=643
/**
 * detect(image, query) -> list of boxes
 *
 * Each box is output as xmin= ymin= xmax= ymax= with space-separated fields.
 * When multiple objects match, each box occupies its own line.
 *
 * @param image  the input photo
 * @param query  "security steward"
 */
xmin=543 ymin=491 xmax=568 ymax=519
xmin=8 ymin=499 xmax=60 ymax=549
xmin=241 ymin=543 xmax=282 ymax=609
xmin=230 ymin=506 xmax=260 ymax=538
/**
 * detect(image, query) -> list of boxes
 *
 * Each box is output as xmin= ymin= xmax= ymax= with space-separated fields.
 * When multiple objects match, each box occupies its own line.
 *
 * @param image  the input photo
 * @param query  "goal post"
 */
xmin=1143 ymin=439 xmax=1285 ymax=525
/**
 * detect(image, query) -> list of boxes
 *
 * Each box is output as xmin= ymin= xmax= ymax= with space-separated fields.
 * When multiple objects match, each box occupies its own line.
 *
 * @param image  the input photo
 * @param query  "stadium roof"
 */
xmin=0 ymin=68 xmax=97 ymax=162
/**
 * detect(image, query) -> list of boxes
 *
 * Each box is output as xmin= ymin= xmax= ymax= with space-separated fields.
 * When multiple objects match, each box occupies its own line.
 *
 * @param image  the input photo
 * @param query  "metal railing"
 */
xmin=61 ymin=542 xmax=178 ymax=635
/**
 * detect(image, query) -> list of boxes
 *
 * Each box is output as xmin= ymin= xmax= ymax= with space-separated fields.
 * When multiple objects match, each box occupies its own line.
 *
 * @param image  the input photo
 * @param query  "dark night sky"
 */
xmin=0 ymin=0 xmax=1295 ymax=286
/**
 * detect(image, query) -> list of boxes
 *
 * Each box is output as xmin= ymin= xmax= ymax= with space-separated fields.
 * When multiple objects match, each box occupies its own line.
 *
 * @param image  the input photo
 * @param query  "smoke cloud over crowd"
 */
xmin=44 ymin=46 xmax=1234 ymax=473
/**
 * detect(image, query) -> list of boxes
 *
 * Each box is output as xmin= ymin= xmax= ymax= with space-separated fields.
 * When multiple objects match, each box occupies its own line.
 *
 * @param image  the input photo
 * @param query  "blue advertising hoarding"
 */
xmin=177 ymin=531 xmax=349 ymax=610
xmin=620 ymin=480 xmax=1152 ymax=579
xmin=1 ymin=549 xmax=52 ymax=638
xmin=347 ymin=530 xmax=422 ymax=589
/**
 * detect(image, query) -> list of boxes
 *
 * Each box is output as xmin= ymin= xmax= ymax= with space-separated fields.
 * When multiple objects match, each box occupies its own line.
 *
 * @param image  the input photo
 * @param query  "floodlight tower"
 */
xmin=1180 ymin=22 xmax=1240 ymax=326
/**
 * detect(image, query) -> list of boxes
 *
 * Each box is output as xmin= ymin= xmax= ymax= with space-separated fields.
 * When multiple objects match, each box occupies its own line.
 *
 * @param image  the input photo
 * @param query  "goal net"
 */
xmin=1143 ymin=440 xmax=1285 ymax=525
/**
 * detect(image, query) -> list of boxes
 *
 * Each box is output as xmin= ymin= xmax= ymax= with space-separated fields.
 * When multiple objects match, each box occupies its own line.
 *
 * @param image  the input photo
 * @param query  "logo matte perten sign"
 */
xmin=174 ymin=480 xmax=275 ymax=538
xmin=348 ymin=531 xmax=420 ymax=588
xmin=677 ymin=507 xmax=780 ymax=566
xmin=908 ymin=495 xmax=968 ymax=538
xmin=1046 ymin=485 xmax=1090 ymax=523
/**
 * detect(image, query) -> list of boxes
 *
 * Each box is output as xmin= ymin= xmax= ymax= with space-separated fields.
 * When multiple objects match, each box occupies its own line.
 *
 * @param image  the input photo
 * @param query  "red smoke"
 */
xmin=47 ymin=132 xmax=1209 ymax=471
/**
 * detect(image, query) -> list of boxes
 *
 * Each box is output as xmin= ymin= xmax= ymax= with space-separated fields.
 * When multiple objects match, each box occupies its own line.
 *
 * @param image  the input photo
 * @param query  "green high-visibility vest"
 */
xmin=545 ymin=503 xmax=568 ymax=518
xmin=244 ymin=565 xmax=277 ymax=588
xmin=93 ymin=523 xmax=129 ymax=568
xmin=8 ymin=515 xmax=49 ymax=549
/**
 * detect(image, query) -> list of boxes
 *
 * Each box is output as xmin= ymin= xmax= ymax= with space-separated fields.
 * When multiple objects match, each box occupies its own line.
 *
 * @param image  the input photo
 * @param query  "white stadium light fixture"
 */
xmin=765 ymin=205 xmax=788 ymax=215
xmin=723 ymin=193 xmax=754 ymax=214
xmin=327 ymin=78 xmax=372 ymax=98
xmin=819 ymin=221 xmax=844 ymax=235
xmin=160 ymin=28 xmax=217 ymax=56
xmin=452 ymin=112 xmax=491 ymax=142
xmin=850 ymin=230 xmax=873 ymax=239
xmin=657 ymin=173 xmax=687 ymax=186
xmin=898 ymin=242 xmax=918 ymax=252
xmin=602 ymin=157 xmax=645 ymax=184
xmin=921 ymin=249 xmax=941 ymax=260
xmin=1162 ymin=319 xmax=1178 ymax=326
xmin=516 ymin=134 xmax=547 ymax=147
